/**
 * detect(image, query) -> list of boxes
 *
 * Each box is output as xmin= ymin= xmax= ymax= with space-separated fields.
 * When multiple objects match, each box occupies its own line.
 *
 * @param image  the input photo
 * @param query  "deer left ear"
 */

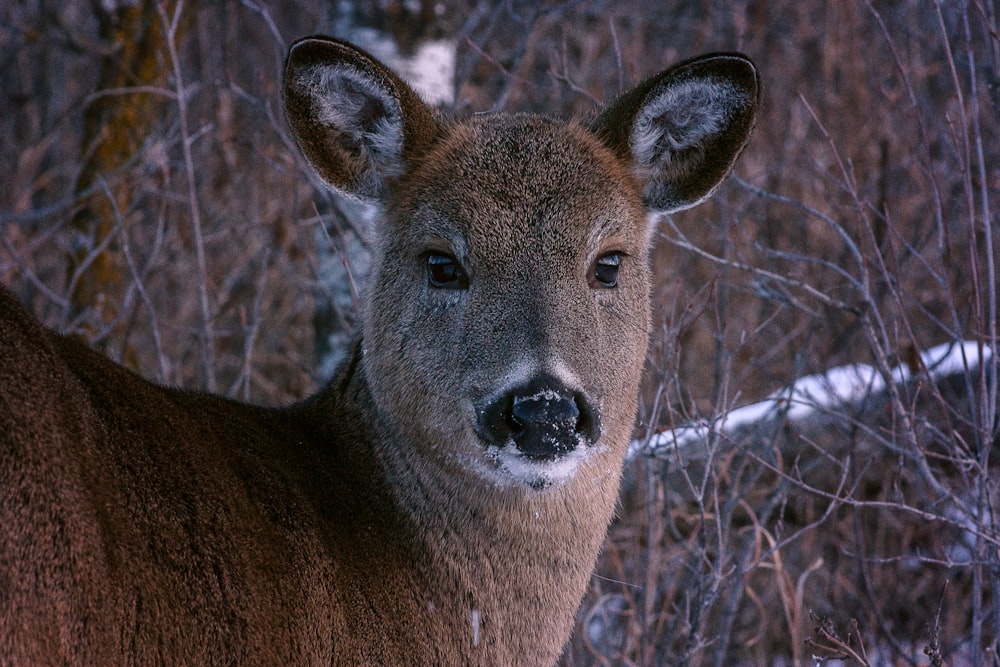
xmin=591 ymin=54 xmax=760 ymax=214
xmin=283 ymin=36 xmax=441 ymax=202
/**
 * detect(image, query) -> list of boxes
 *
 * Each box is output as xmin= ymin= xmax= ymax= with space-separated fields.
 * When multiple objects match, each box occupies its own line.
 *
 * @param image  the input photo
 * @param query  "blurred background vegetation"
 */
xmin=2 ymin=1 xmax=997 ymax=664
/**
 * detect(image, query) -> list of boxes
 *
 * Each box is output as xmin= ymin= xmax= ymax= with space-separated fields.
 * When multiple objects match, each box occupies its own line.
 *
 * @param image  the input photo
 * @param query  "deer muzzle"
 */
xmin=476 ymin=376 xmax=601 ymax=459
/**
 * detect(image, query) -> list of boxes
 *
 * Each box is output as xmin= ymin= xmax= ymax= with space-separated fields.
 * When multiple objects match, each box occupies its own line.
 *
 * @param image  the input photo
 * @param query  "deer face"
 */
xmin=361 ymin=116 xmax=652 ymax=488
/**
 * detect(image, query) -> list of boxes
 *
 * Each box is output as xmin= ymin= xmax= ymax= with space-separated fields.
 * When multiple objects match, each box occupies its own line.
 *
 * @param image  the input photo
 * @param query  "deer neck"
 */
xmin=315 ymin=341 xmax=621 ymax=663
xmin=374 ymin=416 xmax=616 ymax=663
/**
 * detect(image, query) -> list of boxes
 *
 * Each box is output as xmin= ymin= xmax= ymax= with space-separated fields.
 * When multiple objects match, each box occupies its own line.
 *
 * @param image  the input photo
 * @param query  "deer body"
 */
xmin=1 ymin=37 xmax=758 ymax=665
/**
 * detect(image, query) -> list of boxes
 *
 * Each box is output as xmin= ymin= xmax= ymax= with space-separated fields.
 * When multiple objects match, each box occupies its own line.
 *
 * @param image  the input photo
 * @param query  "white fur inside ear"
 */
xmin=631 ymin=78 xmax=746 ymax=174
xmin=295 ymin=63 xmax=405 ymax=179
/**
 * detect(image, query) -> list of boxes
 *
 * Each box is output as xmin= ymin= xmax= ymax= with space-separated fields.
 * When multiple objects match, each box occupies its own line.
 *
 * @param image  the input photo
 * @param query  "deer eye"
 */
xmin=590 ymin=253 xmax=621 ymax=288
xmin=426 ymin=252 xmax=468 ymax=290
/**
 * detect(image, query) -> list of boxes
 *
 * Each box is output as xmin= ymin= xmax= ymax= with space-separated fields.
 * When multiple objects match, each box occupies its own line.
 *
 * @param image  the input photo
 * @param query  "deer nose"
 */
xmin=476 ymin=377 xmax=600 ymax=459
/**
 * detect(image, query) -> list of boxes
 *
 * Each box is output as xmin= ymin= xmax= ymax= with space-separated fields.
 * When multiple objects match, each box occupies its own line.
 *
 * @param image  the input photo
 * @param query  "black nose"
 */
xmin=476 ymin=376 xmax=600 ymax=459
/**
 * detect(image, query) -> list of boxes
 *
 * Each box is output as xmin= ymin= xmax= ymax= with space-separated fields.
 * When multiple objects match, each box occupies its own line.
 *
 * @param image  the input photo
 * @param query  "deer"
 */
xmin=0 ymin=36 xmax=758 ymax=665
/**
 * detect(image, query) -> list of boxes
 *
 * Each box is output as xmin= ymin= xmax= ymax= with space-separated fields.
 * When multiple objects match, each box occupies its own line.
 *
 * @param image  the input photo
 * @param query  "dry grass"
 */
xmin=2 ymin=1 xmax=997 ymax=664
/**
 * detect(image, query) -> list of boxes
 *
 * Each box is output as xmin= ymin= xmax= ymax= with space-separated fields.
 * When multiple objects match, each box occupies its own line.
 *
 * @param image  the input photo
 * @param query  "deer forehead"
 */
xmin=389 ymin=116 xmax=648 ymax=260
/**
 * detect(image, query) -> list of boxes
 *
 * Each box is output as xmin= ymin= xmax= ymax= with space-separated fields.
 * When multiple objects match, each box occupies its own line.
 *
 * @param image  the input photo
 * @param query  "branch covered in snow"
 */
xmin=630 ymin=341 xmax=994 ymax=460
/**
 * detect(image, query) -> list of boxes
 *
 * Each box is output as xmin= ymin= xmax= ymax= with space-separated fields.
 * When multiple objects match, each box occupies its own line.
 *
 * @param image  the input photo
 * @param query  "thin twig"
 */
xmin=157 ymin=0 xmax=216 ymax=392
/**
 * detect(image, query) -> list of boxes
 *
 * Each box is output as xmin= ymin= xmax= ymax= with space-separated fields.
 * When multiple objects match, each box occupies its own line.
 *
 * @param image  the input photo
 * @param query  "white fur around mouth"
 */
xmin=482 ymin=438 xmax=602 ymax=489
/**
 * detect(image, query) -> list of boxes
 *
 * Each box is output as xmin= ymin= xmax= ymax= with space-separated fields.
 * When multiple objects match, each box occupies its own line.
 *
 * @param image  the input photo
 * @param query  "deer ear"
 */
xmin=591 ymin=54 xmax=759 ymax=214
xmin=283 ymin=37 xmax=440 ymax=201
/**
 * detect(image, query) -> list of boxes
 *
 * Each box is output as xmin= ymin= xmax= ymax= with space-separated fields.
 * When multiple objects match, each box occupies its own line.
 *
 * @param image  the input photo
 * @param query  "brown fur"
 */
xmin=0 ymin=37 xmax=758 ymax=665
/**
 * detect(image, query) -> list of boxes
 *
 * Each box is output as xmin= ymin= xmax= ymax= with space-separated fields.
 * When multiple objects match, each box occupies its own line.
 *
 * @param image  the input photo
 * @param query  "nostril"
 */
xmin=476 ymin=393 xmax=514 ymax=447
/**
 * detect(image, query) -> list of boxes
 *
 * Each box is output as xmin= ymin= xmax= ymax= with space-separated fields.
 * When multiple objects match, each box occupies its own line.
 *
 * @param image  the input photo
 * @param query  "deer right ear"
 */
xmin=283 ymin=37 xmax=440 ymax=201
xmin=592 ymin=54 xmax=760 ymax=214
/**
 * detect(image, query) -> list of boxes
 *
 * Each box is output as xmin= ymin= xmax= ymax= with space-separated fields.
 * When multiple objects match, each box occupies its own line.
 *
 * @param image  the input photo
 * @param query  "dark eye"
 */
xmin=426 ymin=252 xmax=468 ymax=290
xmin=590 ymin=253 xmax=621 ymax=288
